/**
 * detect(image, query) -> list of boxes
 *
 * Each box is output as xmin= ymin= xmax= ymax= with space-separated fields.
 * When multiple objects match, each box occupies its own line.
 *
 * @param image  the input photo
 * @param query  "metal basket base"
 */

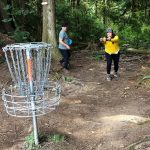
xmin=2 ymin=81 xmax=61 ymax=117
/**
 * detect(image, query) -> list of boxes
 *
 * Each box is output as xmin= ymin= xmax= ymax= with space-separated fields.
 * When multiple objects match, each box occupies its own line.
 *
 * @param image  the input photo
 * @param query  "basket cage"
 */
xmin=2 ymin=43 xmax=61 ymax=117
xmin=3 ymin=42 xmax=51 ymax=90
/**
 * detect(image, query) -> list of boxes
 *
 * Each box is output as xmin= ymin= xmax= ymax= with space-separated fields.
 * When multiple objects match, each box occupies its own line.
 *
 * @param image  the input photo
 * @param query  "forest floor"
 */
xmin=1 ymin=47 xmax=150 ymax=150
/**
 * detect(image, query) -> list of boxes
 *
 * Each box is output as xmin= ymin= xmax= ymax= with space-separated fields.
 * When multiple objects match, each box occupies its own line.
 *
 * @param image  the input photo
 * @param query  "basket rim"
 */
xmin=2 ymin=42 xmax=52 ymax=52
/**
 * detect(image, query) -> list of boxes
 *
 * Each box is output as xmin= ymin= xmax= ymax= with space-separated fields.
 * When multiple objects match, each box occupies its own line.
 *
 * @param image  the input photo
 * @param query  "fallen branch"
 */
xmin=123 ymin=58 xmax=142 ymax=62
xmin=85 ymin=42 xmax=91 ymax=50
xmin=124 ymin=135 xmax=150 ymax=150
xmin=125 ymin=48 xmax=150 ymax=54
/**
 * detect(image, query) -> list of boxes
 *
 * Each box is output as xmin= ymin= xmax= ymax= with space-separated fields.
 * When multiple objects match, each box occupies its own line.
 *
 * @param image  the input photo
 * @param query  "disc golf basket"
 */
xmin=2 ymin=42 xmax=61 ymax=145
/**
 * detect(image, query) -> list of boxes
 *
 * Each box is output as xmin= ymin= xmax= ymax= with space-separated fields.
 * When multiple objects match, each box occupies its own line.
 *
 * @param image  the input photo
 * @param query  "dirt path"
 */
xmin=0 ymin=51 xmax=150 ymax=150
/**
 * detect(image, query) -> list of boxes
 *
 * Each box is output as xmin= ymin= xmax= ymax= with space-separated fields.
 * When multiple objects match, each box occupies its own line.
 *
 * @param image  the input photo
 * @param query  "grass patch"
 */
xmin=64 ymin=76 xmax=73 ymax=82
xmin=22 ymin=133 xmax=41 ymax=150
xmin=48 ymin=133 xmax=65 ymax=143
xmin=22 ymin=132 xmax=65 ymax=149
xmin=92 ymin=51 xmax=104 ymax=61
xmin=139 ymin=76 xmax=150 ymax=88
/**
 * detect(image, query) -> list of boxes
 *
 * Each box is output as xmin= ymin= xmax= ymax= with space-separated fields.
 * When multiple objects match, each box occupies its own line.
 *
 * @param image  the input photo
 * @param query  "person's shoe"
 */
xmin=67 ymin=63 xmax=71 ymax=69
xmin=106 ymin=74 xmax=111 ymax=81
xmin=60 ymin=62 xmax=64 ymax=67
xmin=63 ymin=68 xmax=70 ymax=74
xmin=113 ymin=72 xmax=118 ymax=78
xmin=59 ymin=62 xmax=64 ymax=70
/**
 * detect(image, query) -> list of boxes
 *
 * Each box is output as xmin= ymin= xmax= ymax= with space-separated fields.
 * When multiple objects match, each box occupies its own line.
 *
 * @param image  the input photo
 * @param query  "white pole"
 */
xmin=26 ymin=48 xmax=39 ymax=145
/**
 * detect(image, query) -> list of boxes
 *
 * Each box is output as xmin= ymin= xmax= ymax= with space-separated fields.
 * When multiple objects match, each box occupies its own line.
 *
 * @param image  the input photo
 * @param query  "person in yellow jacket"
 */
xmin=100 ymin=28 xmax=120 ymax=81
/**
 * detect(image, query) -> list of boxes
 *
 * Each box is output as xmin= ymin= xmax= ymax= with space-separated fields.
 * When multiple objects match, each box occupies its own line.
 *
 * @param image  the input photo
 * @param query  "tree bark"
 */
xmin=95 ymin=0 xmax=98 ymax=16
xmin=7 ymin=0 xmax=16 ymax=29
xmin=103 ymin=0 xmax=107 ymax=25
xmin=76 ymin=0 xmax=80 ymax=6
xmin=42 ymin=0 xmax=61 ymax=60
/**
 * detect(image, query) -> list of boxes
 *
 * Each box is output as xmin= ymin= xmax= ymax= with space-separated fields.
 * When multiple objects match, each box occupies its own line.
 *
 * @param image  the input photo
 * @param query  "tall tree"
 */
xmin=103 ymin=0 xmax=107 ymax=25
xmin=0 ymin=0 xmax=15 ymax=33
xmin=42 ymin=0 xmax=61 ymax=60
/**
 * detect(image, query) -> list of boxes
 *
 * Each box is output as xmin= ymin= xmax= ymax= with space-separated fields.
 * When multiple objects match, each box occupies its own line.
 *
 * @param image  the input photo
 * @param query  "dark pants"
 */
xmin=105 ymin=52 xmax=120 ymax=74
xmin=59 ymin=49 xmax=71 ymax=70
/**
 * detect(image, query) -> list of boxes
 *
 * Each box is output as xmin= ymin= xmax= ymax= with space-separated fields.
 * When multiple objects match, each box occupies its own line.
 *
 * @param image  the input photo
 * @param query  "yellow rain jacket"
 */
xmin=102 ymin=35 xmax=120 ymax=55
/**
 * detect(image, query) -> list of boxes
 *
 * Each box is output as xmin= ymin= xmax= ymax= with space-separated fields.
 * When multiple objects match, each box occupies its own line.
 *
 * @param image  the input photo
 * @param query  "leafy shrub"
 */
xmin=0 ymin=40 xmax=5 ymax=46
xmin=48 ymin=134 xmax=64 ymax=143
xmin=10 ymin=28 xmax=30 ymax=42
xmin=55 ymin=1 xmax=104 ymax=43
xmin=119 ymin=25 xmax=150 ymax=49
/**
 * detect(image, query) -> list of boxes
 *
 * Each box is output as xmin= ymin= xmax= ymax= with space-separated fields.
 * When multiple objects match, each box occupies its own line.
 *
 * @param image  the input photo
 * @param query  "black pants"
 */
xmin=59 ymin=49 xmax=71 ymax=70
xmin=105 ymin=52 xmax=120 ymax=74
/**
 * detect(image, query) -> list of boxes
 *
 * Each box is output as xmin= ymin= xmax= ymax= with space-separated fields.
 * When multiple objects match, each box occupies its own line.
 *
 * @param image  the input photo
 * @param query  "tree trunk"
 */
xmin=76 ymin=0 xmax=80 ymax=6
xmin=95 ymin=0 xmax=98 ymax=16
xmin=7 ymin=0 xmax=16 ymax=29
xmin=103 ymin=0 xmax=107 ymax=25
xmin=0 ymin=1 xmax=14 ymax=33
xmin=42 ymin=0 xmax=61 ymax=60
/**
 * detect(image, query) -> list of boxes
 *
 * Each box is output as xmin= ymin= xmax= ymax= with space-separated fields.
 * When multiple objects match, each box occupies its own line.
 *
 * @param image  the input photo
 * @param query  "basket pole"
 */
xmin=26 ymin=48 xmax=39 ymax=145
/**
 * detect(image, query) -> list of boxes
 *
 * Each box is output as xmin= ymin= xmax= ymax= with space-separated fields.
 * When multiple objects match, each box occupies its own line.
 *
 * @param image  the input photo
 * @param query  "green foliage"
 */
xmin=2 ymin=0 xmax=150 ymax=48
xmin=2 ymin=1 xmax=41 ymax=42
xmin=114 ymin=1 xmax=150 ymax=49
xmin=3 ymin=4 xmax=12 ymax=11
xmin=64 ymin=76 xmax=73 ymax=82
xmin=10 ymin=28 xmax=30 ymax=42
xmin=23 ymin=134 xmax=34 ymax=150
xmin=24 ymin=133 xmax=34 ymax=150
xmin=55 ymin=0 xmax=104 ymax=42
xmin=139 ymin=76 xmax=150 ymax=89
xmin=92 ymin=51 xmax=104 ymax=61
xmin=119 ymin=24 xmax=150 ymax=49
xmin=13 ymin=9 xmax=30 ymax=16
xmin=0 ymin=39 xmax=5 ymax=46
xmin=55 ymin=0 xmax=149 ymax=49
xmin=23 ymin=133 xmax=41 ymax=150
xmin=48 ymin=134 xmax=64 ymax=143
xmin=2 ymin=18 xmax=13 ymax=23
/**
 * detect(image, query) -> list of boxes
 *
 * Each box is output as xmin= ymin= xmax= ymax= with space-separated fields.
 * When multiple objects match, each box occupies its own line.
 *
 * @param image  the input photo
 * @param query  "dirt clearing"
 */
xmin=1 ymin=50 xmax=150 ymax=150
